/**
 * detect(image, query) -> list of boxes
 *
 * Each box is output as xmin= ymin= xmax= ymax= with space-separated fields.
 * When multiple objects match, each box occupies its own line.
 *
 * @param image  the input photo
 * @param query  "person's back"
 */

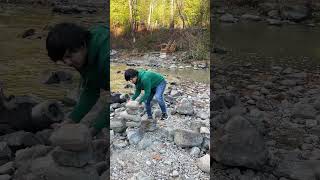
xmin=46 ymin=23 xmax=109 ymax=135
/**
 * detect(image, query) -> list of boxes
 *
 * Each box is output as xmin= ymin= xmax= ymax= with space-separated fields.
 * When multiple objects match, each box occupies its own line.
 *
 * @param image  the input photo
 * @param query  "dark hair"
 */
xmin=46 ymin=23 xmax=90 ymax=62
xmin=124 ymin=69 xmax=138 ymax=81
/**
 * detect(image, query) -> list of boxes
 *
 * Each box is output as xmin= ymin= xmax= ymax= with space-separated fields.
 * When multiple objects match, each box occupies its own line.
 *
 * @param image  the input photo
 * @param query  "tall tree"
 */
xmin=176 ymin=0 xmax=187 ymax=28
xmin=128 ymin=0 xmax=137 ymax=43
xmin=147 ymin=0 xmax=155 ymax=30
xmin=169 ymin=0 xmax=175 ymax=30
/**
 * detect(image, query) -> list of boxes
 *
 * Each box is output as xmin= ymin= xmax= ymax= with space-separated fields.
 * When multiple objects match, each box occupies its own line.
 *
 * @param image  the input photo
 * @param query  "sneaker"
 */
xmin=160 ymin=113 xmax=168 ymax=120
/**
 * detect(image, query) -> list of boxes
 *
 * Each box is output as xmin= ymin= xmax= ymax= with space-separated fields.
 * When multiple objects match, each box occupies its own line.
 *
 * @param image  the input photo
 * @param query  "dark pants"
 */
xmin=145 ymin=80 xmax=167 ymax=118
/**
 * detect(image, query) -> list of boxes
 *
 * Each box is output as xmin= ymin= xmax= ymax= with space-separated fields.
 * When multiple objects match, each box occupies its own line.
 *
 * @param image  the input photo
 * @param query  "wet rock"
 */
xmin=35 ymin=129 xmax=53 ymax=145
xmin=51 ymin=146 xmax=92 ymax=167
xmin=0 ymin=161 xmax=14 ymax=175
xmin=220 ymin=14 xmax=238 ymax=23
xmin=41 ymin=71 xmax=73 ymax=84
xmin=174 ymin=129 xmax=203 ymax=147
xmin=21 ymin=29 xmax=35 ymax=38
xmin=259 ymin=2 xmax=278 ymax=14
xmin=279 ymin=79 xmax=297 ymax=87
xmin=292 ymin=103 xmax=317 ymax=119
xmin=306 ymin=120 xmax=318 ymax=128
xmin=281 ymin=5 xmax=310 ymax=22
xmin=100 ymin=170 xmax=109 ymax=180
xmin=31 ymin=100 xmax=64 ymax=131
xmin=176 ymin=98 xmax=194 ymax=115
xmin=0 ymin=175 xmax=10 ymax=180
xmin=16 ymin=155 xmax=99 ymax=180
xmin=213 ymin=47 xmax=227 ymax=54
xmin=92 ymin=139 xmax=108 ymax=163
xmin=50 ymin=124 xmax=91 ymax=152
xmin=52 ymin=5 xmax=96 ymax=14
xmin=15 ymin=145 xmax=53 ymax=168
xmin=213 ymin=116 xmax=268 ymax=170
xmin=241 ymin=14 xmax=262 ymax=21
xmin=0 ymin=131 xmax=42 ymax=149
xmin=275 ymin=160 xmax=320 ymax=180
xmin=0 ymin=95 xmax=39 ymax=133
xmin=268 ymin=10 xmax=280 ymax=19
xmin=0 ymin=142 xmax=11 ymax=166
xmin=267 ymin=19 xmax=283 ymax=26
xmin=95 ymin=161 xmax=107 ymax=176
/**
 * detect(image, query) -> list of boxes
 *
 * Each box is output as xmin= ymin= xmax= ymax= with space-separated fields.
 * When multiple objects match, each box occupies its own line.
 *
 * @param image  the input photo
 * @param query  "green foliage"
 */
xmin=110 ymin=0 xmax=130 ymax=26
xmin=110 ymin=0 xmax=210 ymax=28
xmin=110 ymin=0 xmax=210 ymax=60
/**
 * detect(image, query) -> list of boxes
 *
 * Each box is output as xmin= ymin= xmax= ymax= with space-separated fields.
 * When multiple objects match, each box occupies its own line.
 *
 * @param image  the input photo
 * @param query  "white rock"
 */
xmin=197 ymin=154 xmax=210 ymax=173
xmin=200 ymin=127 xmax=210 ymax=134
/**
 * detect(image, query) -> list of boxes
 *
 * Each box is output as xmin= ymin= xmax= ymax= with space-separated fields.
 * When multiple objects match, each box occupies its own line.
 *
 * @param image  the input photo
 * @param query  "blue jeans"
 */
xmin=145 ymin=80 xmax=167 ymax=118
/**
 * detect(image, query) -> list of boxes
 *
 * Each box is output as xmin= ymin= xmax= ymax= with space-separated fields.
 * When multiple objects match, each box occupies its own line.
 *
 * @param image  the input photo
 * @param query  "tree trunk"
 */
xmin=147 ymin=0 xmax=154 ymax=30
xmin=128 ymin=0 xmax=136 ymax=43
xmin=170 ymin=0 xmax=174 ymax=30
xmin=162 ymin=0 xmax=166 ymax=27
xmin=176 ymin=0 xmax=186 ymax=29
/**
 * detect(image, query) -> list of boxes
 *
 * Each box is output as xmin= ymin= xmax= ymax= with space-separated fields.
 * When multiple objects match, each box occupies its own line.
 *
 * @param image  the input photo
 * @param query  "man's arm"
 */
xmin=139 ymin=79 xmax=151 ymax=103
xmin=131 ymin=88 xmax=141 ymax=100
xmin=69 ymin=85 xmax=100 ymax=123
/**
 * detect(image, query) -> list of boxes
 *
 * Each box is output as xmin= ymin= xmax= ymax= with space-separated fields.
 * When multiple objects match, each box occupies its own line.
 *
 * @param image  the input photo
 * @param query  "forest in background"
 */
xmin=110 ymin=0 xmax=210 ymax=60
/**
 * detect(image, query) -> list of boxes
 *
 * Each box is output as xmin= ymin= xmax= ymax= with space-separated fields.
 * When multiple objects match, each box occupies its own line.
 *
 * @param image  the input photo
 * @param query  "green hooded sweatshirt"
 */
xmin=131 ymin=69 xmax=165 ymax=103
xmin=69 ymin=25 xmax=109 ymax=131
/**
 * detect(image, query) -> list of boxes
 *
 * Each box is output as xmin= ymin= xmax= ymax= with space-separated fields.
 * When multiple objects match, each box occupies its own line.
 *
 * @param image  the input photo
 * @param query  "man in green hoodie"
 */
xmin=124 ymin=69 xmax=168 ymax=131
xmin=46 ymin=23 xmax=109 ymax=135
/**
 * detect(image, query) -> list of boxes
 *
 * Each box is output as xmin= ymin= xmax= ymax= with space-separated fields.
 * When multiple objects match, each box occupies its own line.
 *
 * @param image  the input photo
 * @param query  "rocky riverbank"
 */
xmin=211 ymin=55 xmax=320 ymax=179
xmin=111 ymin=50 xmax=209 ymax=70
xmin=109 ymin=80 xmax=210 ymax=179
xmin=212 ymin=1 xmax=320 ymax=26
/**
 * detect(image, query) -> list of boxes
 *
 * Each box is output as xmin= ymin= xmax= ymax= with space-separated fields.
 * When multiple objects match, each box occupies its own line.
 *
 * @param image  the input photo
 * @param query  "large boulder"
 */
xmin=281 ymin=5 xmax=310 ymax=22
xmin=0 ymin=131 xmax=42 ymax=150
xmin=15 ymin=145 xmax=53 ymax=168
xmin=292 ymin=103 xmax=317 ymax=119
xmin=14 ymin=155 xmax=99 ymax=180
xmin=174 ymin=129 xmax=203 ymax=147
xmin=31 ymin=100 xmax=64 ymax=131
xmin=213 ymin=116 xmax=268 ymax=170
xmin=51 ymin=147 xmax=92 ymax=168
xmin=176 ymin=98 xmax=194 ymax=115
xmin=0 ymin=142 xmax=11 ymax=166
xmin=275 ymin=160 xmax=320 ymax=180
xmin=49 ymin=124 xmax=91 ymax=152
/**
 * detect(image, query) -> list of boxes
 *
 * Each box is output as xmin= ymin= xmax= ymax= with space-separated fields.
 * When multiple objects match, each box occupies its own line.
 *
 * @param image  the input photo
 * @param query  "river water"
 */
xmin=213 ymin=21 xmax=320 ymax=69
